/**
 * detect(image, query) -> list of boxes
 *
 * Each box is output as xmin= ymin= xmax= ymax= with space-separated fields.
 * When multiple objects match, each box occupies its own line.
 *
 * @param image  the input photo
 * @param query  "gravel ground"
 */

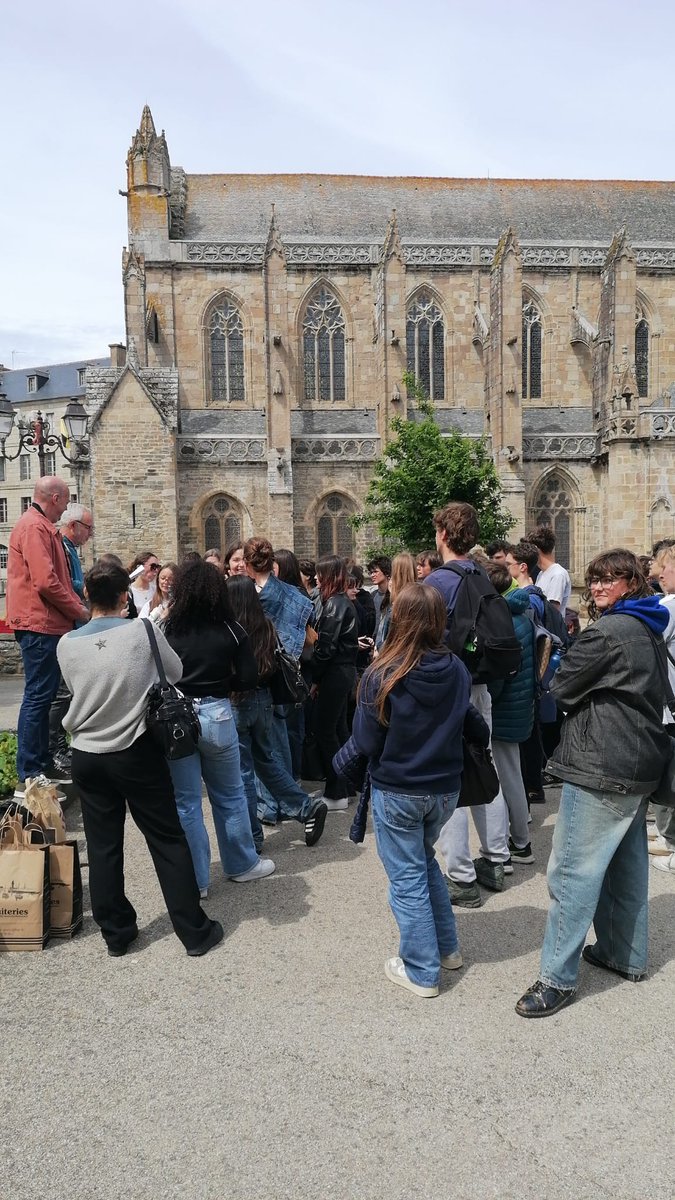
xmin=1 ymin=783 xmax=674 ymax=1200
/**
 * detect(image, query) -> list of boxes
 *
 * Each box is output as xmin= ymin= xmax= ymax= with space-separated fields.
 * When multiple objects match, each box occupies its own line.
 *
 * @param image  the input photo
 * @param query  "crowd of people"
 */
xmin=5 ymin=477 xmax=674 ymax=1010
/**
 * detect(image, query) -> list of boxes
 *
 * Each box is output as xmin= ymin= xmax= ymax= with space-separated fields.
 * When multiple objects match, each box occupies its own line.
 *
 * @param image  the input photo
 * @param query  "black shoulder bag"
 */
xmin=644 ymin=626 xmax=675 ymax=810
xmin=269 ymin=636 xmax=310 ymax=706
xmin=142 ymin=619 xmax=201 ymax=760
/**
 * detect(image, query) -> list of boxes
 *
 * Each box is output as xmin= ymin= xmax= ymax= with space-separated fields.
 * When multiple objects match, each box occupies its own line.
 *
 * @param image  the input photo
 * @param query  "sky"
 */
xmin=3 ymin=0 xmax=675 ymax=371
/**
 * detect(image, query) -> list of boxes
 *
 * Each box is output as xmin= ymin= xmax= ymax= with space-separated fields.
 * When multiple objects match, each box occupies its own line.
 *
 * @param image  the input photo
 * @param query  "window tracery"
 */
xmin=316 ymin=493 xmax=355 ymax=558
xmin=635 ymin=302 xmax=649 ymax=398
xmin=201 ymin=494 xmax=242 ymax=554
xmin=208 ymin=300 xmax=245 ymax=403
xmin=531 ymin=474 xmax=573 ymax=569
xmin=522 ymin=300 xmax=542 ymax=399
xmin=303 ymin=288 xmax=346 ymax=402
xmin=406 ymin=291 xmax=445 ymax=400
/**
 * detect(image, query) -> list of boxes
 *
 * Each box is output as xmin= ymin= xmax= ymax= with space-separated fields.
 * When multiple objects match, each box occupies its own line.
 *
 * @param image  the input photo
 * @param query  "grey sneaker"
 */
xmin=446 ymin=877 xmax=482 ymax=908
xmin=473 ymin=856 xmax=505 ymax=892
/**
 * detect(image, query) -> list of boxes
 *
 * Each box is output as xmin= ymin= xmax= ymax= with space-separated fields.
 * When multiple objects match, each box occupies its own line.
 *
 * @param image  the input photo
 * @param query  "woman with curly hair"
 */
xmin=517 ymin=549 xmax=672 ymax=1018
xmin=164 ymin=560 xmax=275 ymax=894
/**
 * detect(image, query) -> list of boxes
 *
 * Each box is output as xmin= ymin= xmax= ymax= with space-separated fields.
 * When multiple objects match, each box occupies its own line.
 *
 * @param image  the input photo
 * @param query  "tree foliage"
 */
xmin=354 ymin=374 xmax=514 ymax=553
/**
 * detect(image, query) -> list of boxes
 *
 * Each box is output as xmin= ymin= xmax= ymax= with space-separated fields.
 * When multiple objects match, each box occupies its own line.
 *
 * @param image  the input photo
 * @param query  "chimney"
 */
xmin=109 ymin=343 xmax=127 ymax=369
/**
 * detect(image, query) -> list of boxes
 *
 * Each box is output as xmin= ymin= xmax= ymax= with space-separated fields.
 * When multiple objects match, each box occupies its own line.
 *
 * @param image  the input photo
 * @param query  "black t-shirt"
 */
xmin=165 ymin=621 xmax=257 ymax=698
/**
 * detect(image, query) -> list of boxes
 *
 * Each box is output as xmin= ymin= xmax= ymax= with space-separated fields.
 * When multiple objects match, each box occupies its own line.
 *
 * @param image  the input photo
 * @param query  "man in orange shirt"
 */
xmin=7 ymin=476 xmax=89 ymax=791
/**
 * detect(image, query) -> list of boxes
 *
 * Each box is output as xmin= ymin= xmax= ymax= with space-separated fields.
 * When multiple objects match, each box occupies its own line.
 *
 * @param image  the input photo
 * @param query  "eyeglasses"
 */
xmin=589 ymin=577 xmax=625 ymax=589
xmin=148 ymin=562 xmax=160 ymax=571
xmin=75 ymin=520 xmax=93 ymax=532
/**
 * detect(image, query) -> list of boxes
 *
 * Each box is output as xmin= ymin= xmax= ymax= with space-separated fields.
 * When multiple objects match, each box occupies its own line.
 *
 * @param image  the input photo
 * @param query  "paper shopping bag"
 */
xmin=48 ymin=840 xmax=83 ymax=938
xmin=24 ymin=777 xmax=67 ymax=842
xmin=0 ymin=827 xmax=50 ymax=951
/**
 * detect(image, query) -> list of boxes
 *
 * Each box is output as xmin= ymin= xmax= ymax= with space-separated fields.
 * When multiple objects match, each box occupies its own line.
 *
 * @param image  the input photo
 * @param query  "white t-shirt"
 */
xmin=536 ymin=562 xmax=572 ymax=612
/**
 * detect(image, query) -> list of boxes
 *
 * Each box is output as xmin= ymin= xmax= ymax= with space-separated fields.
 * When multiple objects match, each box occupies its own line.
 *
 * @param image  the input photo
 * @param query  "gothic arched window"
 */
xmin=522 ymin=300 xmax=543 ymax=399
xmin=316 ymin=493 xmax=355 ymax=558
xmin=406 ymin=291 xmax=445 ymax=400
xmin=208 ymin=300 xmax=245 ymax=403
xmin=303 ymin=287 xmax=346 ymax=401
xmin=532 ymin=475 xmax=573 ymax=570
xmin=201 ymin=494 xmax=242 ymax=554
xmin=635 ymin=304 xmax=649 ymax=398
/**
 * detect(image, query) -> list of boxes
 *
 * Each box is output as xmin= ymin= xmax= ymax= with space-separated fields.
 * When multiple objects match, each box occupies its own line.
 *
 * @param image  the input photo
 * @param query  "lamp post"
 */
xmin=0 ymin=395 xmax=89 ymax=476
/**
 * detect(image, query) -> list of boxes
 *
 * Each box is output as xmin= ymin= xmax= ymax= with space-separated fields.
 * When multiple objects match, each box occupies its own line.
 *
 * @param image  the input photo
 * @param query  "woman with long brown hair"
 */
xmin=374 ymin=552 xmax=417 ymax=651
xmin=517 ymin=549 xmax=672 ymax=1018
xmin=312 ymin=555 xmax=359 ymax=810
xmin=351 ymin=583 xmax=487 ymax=998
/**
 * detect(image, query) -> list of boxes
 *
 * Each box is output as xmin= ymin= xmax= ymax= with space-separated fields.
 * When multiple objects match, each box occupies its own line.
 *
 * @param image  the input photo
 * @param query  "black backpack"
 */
xmin=441 ymin=562 xmax=522 ymax=683
xmin=524 ymin=585 xmax=570 ymax=648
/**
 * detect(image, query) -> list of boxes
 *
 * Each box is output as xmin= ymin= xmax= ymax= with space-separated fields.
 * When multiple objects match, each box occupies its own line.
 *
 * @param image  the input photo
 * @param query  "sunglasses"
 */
xmin=148 ymin=562 xmax=160 ymax=571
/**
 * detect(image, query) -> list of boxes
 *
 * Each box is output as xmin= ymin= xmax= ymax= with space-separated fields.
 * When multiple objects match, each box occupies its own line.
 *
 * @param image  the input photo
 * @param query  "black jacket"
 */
xmin=312 ymin=593 xmax=359 ymax=681
xmin=549 ymin=612 xmax=672 ymax=794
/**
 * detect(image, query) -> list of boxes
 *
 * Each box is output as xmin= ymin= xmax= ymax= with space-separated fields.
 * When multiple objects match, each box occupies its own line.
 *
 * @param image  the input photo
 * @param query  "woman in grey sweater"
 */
xmin=57 ymin=561 xmax=223 ymax=958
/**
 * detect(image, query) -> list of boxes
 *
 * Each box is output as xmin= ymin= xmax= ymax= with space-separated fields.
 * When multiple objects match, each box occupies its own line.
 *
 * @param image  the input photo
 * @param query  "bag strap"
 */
xmin=142 ymin=618 xmax=168 ymax=688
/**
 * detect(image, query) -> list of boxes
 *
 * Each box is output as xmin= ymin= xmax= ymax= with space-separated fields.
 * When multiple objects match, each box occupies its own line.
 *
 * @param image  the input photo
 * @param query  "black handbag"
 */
xmin=142 ymin=619 xmax=201 ymax=760
xmin=458 ymin=738 xmax=500 ymax=807
xmin=269 ymin=638 xmax=310 ymax=706
xmin=644 ymin=627 xmax=675 ymax=810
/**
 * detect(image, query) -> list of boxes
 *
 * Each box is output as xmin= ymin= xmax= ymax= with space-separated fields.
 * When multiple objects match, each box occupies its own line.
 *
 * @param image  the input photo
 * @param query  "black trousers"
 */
xmin=48 ymin=674 xmax=71 ymax=758
xmin=315 ymin=663 xmax=356 ymax=799
xmin=72 ymin=733 xmax=212 ymax=953
xmin=520 ymin=720 xmax=545 ymax=800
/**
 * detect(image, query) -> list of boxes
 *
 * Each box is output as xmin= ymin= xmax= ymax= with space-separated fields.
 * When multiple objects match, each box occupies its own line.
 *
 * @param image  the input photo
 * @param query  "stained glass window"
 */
xmin=406 ymin=291 xmax=445 ymax=400
xmin=303 ymin=288 xmax=346 ymax=401
xmin=315 ymin=493 xmax=355 ymax=557
xmin=635 ymin=306 xmax=649 ymax=398
xmin=201 ymin=495 xmax=242 ymax=554
xmin=522 ymin=301 xmax=542 ymax=399
xmin=209 ymin=301 xmax=245 ymax=403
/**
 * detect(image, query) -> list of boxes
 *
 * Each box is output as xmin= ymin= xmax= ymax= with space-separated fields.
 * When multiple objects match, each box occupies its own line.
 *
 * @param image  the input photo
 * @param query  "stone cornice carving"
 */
xmin=523 ymin=433 xmax=600 ymax=460
xmin=570 ymin=309 xmax=598 ymax=347
xmin=181 ymin=240 xmax=675 ymax=271
xmin=186 ymin=242 xmax=265 ymax=264
xmin=649 ymin=410 xmax=675 ymax=439
xmin=178 ymin=436 xmax=267 ymax=463
xmin=291 ymin=435 xmax=380 ymax=461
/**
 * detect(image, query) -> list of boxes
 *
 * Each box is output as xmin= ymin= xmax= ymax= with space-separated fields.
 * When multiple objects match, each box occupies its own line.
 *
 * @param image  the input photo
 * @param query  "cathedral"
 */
xmin=84 ymin=106 xmax=675 ymax=584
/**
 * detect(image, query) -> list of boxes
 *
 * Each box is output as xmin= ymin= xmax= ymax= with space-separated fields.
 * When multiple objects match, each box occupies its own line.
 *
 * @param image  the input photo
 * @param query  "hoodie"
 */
xmin=351 ymin=650 xmax=484 ymax=795
xmin=608 ymin=594 xmax=669 ymax=636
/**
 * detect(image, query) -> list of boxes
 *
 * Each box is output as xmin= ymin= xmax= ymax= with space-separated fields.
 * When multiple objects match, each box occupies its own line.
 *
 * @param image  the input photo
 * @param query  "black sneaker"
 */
xmin=305 ymin=800 xmax=328 ymax=847
xmin=473 ymin=856 xmax=505 ymax=892
xmin=446 ymin=877 xmax=482 ymax=908
xmin=582 ymin=944 xmax=646 ymax=983
xmin=508 ymin=838 xmax=535 ymax=865
xmin=106 ymin=928 xmax=139 ymax=957
xmin=187 ymin=920 xmax=224 ymax=957
xmin=49 ymin=762 xmax=73 ymax=785
xmin=516 ymin=979 xmax=575 ymax=1018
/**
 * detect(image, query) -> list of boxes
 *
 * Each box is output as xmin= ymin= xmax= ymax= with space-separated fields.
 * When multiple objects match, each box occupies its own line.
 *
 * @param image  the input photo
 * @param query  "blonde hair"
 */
xmin=389 ymin=552 xmax=417 ymax=603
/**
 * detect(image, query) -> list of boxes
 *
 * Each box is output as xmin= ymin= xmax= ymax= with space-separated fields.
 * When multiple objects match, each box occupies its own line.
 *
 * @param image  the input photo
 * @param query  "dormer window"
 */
xmin=27 ymin=371 xmax=48 ymax=394
xmin=77 ymin=368 xmax=86 ymax=387
xmin=27 ymin=376 xmax=37 ymax=394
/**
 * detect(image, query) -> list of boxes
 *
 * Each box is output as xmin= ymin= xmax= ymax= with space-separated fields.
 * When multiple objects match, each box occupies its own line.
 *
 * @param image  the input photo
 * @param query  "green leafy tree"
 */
xmin=354 ymin=374 xmax=514 ymax=553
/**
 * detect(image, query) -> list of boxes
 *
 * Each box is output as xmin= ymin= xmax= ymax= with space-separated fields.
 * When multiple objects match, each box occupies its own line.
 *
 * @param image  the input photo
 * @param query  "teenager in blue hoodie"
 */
xmin=351 ymin=583 xmax=488 ymax=998
xmin=517 ymin=549 xmax=673 ymax=1018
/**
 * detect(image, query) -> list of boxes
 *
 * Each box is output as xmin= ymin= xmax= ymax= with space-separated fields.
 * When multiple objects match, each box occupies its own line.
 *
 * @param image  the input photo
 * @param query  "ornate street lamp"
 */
xmin=0 ymin=393 xmax=89 ymax=476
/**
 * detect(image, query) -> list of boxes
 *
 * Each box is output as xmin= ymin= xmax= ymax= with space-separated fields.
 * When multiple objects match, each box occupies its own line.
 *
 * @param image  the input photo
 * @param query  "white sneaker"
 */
xmin=648 ymin=834 xmax=672 ymax=856
xmin=440 ymin=950 xmax=463 ymax=971
xmin=384 ymin=956 xmax=439 ymax=997
xmin=229 ymin=857 xmax=276 ymax=882
xmin=14 ymin=774 xmax=66 ymax=803
xmin=323 ymin=797 xmax=348 ymax=812
xmin=199 ymin=887 xmax=208 ymax=899
xmin=652 ymin=851 xmax=675 ymax=872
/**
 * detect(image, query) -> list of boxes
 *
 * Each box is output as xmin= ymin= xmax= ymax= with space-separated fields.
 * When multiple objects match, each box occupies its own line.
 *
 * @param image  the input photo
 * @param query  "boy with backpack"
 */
xmin=424 ymin=502 xmax=521 ymax=907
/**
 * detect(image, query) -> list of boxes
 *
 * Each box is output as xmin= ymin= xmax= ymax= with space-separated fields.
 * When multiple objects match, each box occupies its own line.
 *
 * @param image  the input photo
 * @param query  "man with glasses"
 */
xmin=7 ymin=478 xmax=90 ymax=796
xmin=48 ymin=504 xmax=94 ymax=779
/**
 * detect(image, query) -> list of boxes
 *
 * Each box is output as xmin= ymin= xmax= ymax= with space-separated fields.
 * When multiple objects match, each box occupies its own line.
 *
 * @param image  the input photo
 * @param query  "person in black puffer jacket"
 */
xmin=487 ymin=563 xmax=537 ymax=867
xmin=311 ymin=556 xmax=358 ymax=810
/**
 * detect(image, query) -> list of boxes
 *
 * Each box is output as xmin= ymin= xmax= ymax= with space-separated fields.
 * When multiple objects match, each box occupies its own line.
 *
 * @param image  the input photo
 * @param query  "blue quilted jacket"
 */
xmin=489 ymin=589 xmax=537 ymax=743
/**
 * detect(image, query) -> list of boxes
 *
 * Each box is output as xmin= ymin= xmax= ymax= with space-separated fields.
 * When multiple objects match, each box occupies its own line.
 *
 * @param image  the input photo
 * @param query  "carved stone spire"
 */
xmin=604 ymin=227 xmax=635 ymax=267
xmin=127 ymin=105 xmax=171 ymax=194
xmin=264 ymin=206 xmax=286 ymax=263
xmin=381 ymin=210 xmax=404 ymax=264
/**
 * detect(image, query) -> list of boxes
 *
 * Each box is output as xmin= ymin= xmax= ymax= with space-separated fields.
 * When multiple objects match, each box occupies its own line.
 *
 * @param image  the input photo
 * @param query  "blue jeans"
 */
xmin=15 ymin=631 xmax=62 ymax=780
xmin=233 ymin=690 xmax=313 ymax=850
xmin=540 ymin=782 xmax=650 ymax=989
xmin=168 ymin=697 xmax=258 ymax=890
xmin=255 ymin=706 xmax=294 ymax=823
xmin=372 ymin=786 xmax=460 ymax=989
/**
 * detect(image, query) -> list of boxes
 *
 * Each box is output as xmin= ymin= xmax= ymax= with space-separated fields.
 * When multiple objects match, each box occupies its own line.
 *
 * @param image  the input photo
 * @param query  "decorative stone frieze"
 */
xmin=285 ymin=243 xmax=375 ymax=265
xmin=404 ymin=244 xmax=473 ymax=266
xmin=291 ymin=436 xmax=380 ymax=461
xmin=178 ymin=436 xmax=267 ymax=463
xmin=186 ymin=243 xmax=265 ymax=264
xmin=523 ymin=434 xmax=600 ymax=460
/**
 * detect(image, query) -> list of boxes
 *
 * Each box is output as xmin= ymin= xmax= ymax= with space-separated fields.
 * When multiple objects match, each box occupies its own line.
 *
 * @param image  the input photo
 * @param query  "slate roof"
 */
xmin=179 ymin=176 xmax=675 ymax=245
xmin=1 ymin=358 xmax=110 ymax=406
